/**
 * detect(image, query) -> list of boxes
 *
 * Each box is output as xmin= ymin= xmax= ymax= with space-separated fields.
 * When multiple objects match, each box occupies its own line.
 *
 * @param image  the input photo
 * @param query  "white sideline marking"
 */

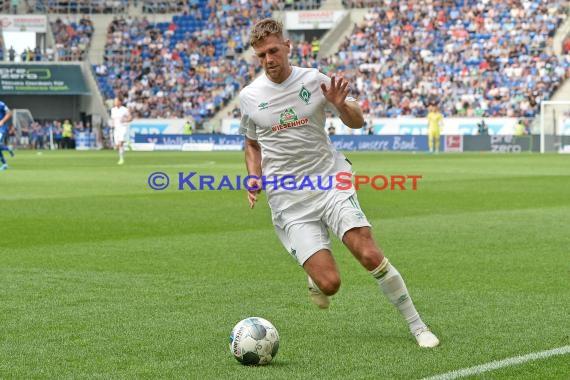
xmin=422 ymin=345 xmax=570 ymax=380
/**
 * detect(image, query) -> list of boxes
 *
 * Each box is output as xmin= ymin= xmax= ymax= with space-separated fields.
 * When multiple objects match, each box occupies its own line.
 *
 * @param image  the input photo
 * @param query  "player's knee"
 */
xmin=319 ymin=274 xmax=341 ymax=296
xmin=360 ymin=248 xmax=384 ymax=271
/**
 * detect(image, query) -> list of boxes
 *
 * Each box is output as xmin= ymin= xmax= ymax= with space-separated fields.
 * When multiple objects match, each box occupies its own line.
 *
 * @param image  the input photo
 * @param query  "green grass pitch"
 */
xmin=1 ymin=150 xmax=569 ymax=379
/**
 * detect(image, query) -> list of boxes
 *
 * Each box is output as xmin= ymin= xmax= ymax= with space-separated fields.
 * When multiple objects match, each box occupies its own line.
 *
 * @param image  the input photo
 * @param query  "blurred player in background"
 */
xmin=240 ymin=18 xmax=439 ymax=348
xmin=110 ymin=96 xmax=132 ymax=165
xmin=427 ymin=102 xmax=444 ymax=153
xmin=0 ymin=100 xmax=14 ymax=171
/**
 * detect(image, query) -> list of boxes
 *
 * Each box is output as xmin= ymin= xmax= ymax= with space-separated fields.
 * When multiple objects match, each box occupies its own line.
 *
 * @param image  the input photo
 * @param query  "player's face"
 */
xmin=253 ymin=34 xmax=291 ymax=84
xmin=114 ymin=98 xmax=121 ymax=107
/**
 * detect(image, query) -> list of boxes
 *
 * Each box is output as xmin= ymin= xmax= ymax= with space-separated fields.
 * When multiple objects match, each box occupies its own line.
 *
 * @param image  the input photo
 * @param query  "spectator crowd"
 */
xmin=3 ymin=0 xmax=570 ymax=129
xmin=328 ymin=0 xmax=570 ymax=118
xmin=94 ymin=1 xmax=273 ymax=126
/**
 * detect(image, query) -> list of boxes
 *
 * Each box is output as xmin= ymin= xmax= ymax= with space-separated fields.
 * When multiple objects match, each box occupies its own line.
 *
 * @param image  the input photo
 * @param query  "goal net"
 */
xmin=539 ymin=101 xmax=570 ymax=153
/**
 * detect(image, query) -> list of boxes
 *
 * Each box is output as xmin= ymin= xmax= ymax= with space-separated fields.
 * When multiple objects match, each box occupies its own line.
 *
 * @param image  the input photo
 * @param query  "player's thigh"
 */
xmin=323 ymin=191 xmax=371 ymax=241
xmin=323 ymin=191 xmax=383 ymax=268
xmin=273 ymin=220 xmax=331 ymax=266
xmin=114 ymin=128 xmax=127 ymax=143
xmin=114 ymin=135 xmax=125 ymax=145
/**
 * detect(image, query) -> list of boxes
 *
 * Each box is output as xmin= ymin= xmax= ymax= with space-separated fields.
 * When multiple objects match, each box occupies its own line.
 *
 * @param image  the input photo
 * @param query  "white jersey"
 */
xmin=111 ymin=105 xmax=130 ymax=144
xmin=111 ymin=106 xmax=130 ymax=131
xmin=239 ymin=66 xmax=354 ymax=211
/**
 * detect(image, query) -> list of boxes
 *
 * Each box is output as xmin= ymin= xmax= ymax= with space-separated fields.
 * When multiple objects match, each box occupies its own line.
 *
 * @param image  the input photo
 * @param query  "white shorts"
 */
xmin=113 ymin=127 xmax=128 ymax=144
xmin=272 ymin=189 xmax=372 ymax=266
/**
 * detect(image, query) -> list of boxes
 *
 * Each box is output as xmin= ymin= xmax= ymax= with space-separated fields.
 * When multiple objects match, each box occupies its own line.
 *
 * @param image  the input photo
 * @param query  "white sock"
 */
xmin=371 ymin=258 xmax=426 ymax=333
xmin=119 ymin=146 xmax=124 ymax=160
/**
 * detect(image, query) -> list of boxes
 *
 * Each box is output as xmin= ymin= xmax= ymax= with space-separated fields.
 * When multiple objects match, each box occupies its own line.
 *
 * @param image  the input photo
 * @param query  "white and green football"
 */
xmin=229 ymin=317 xmax=280 ymax=365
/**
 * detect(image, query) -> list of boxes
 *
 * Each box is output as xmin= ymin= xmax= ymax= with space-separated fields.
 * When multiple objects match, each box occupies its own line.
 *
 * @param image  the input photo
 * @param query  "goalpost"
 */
xmin=539 ymin=100 xmax=570 ymax=153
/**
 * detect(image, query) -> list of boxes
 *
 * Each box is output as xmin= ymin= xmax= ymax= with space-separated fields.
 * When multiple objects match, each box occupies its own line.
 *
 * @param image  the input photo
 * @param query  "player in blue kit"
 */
xmin=0 ymin=100 xmax=14 ymax=171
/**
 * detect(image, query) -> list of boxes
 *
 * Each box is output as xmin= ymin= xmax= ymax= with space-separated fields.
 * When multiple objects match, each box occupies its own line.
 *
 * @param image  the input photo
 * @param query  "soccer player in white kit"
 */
xmin=239 ymin=19 xmax=439 ymax=348
xmin=110 ymin=97 xmax=132 ymax=165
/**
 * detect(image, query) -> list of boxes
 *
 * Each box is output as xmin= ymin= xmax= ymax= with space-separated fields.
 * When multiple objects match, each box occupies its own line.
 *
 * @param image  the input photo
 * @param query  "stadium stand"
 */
xmin=0 ymin=0 xmax=11 ymax=13
xmin=30 ymin=0 xmax=128 ymax=14
xmin=331 ymin=1 xmax=570 ymax=118
xmin=51 ymin=16 xmax=94 ymax=61
xmin=141 ymin=0 xmax=187 ymax=14
xmin=91 ymin=0 xmax=569 ymax=123
xmin=93 ymin=1 xmax=272 ymax=125
xmin=341 ymin=0 xmax=379 ymax=8
xmin=9 ymin=0 xmax=570 ymax=129
xmin=278 ymin=0 xmax=322 ymax=10
xmin=25 ymin=0 xmax=322 ymax=14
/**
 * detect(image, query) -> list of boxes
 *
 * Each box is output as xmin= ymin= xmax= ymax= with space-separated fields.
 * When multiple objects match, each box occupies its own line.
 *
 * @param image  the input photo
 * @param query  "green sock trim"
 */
xmin=370 ymin=258 xmax=390 ymax=279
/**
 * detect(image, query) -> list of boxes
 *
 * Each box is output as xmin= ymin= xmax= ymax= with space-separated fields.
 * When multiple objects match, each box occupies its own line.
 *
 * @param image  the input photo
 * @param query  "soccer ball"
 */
xmin=229 ymin=317 xmax=280 ymax=365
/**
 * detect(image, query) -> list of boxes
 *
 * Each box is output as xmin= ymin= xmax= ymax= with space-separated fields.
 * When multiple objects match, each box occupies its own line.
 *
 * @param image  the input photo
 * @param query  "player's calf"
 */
xmin=308 ymin=276 xmax=330 ymax=309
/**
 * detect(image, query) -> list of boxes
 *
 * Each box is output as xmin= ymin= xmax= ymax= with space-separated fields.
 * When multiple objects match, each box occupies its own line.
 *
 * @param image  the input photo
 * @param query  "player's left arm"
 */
xmin=321 ymin=75 xmax=364 ymax=129
xmin=244 ymin=137 xmax=262 ymax=209
xmin=336 ymin=99 xmax=364 ymax=129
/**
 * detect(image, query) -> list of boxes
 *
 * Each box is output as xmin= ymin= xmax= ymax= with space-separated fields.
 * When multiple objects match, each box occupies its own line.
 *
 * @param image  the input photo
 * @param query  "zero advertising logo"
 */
xmin=147 ymin=172 xmax=422 ymax=191
xmin=0 ymin=67 xmax=51 ymax=80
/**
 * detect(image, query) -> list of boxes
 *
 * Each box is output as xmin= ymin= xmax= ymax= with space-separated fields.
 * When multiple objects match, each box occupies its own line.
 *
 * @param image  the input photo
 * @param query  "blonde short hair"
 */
xmin=250 ymin=18 xmax=284 ymax=47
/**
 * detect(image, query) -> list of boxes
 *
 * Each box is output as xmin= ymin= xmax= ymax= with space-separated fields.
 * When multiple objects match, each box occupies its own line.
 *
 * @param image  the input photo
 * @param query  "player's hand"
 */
xmin=321 ymin=75 xmax=350 ymax=109
xmin=246 ymin=177 xmax=262 ymax=209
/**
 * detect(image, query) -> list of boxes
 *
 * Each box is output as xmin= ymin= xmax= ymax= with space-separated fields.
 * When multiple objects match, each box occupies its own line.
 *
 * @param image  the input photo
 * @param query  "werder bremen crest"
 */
xmin=279 ymin=108 xmax=298 ymax=124
xmin=298 ymin=85 xmax=311 ymax=104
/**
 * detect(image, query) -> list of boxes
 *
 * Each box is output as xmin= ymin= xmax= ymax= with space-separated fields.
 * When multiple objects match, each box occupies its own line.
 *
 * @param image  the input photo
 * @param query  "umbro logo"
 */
xmin=258 ymin=102 xmax=269 ymax=110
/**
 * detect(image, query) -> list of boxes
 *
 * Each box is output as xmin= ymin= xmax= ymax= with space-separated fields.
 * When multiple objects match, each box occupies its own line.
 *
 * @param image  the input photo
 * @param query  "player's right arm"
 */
xmin=0 ymin=103 xmax=12 ymax=127
xmin=244 ymin=137 xmax=262 ymax=209
xmin=239 ymin=90 xmax=263 ymax=209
